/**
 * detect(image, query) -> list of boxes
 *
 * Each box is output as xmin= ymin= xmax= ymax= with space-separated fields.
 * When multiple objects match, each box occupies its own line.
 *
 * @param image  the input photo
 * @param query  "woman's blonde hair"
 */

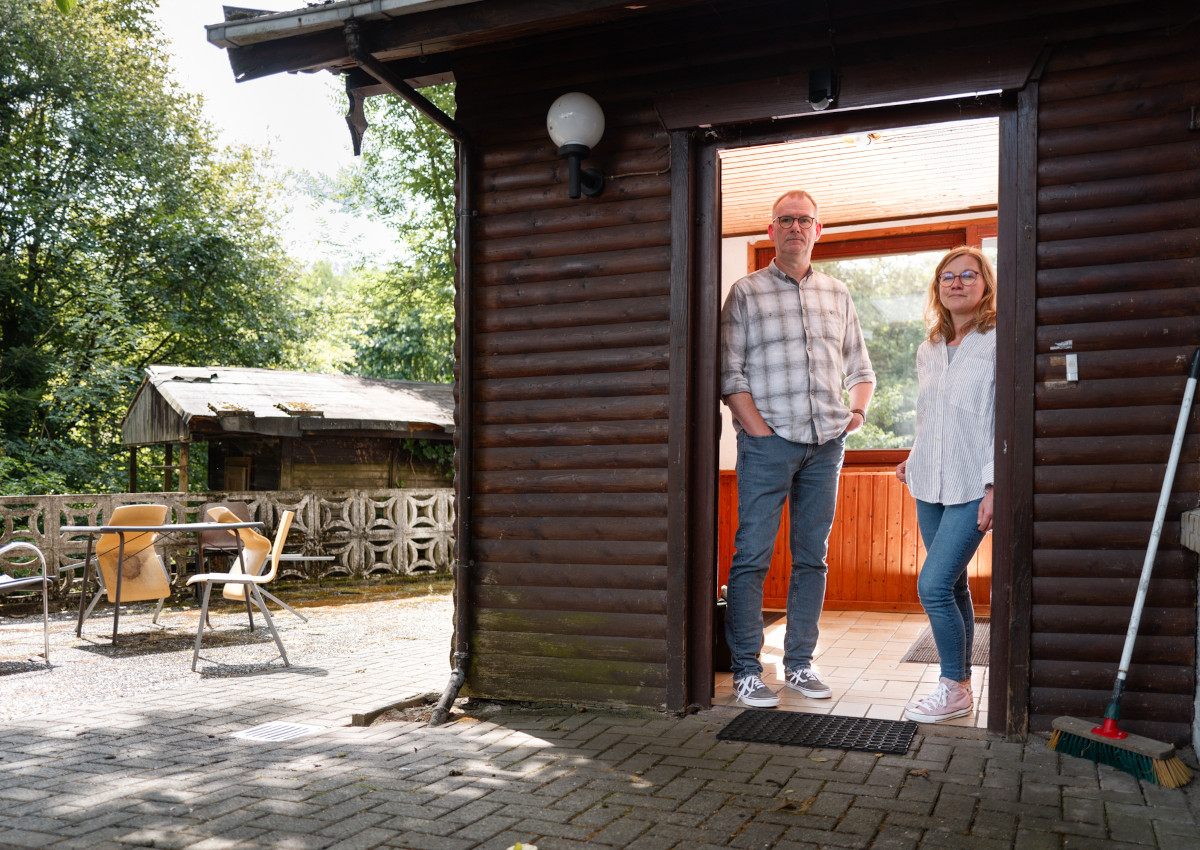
xmin=924 ymin=246 xmax=997 ymax=343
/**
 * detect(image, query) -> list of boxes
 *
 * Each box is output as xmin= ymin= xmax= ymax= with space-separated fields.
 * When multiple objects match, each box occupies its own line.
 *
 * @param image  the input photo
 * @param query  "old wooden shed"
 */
xmin=122 ymin=365 xmax=454 ymax=491
xmin=206 ymin=0 xmax=1200 ymax=745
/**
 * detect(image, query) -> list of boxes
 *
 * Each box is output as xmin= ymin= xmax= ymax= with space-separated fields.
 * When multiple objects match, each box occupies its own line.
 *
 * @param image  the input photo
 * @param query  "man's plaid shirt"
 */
xmin=720 ymin=260 xmax=875 ymax=445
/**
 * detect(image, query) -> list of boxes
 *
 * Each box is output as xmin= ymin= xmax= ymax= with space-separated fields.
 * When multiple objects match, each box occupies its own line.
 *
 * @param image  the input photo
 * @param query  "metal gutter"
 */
xmin=341 ymin=20 xmax=475 ymax=728
xmin=206 ymin=0 xmax=482 ymax=49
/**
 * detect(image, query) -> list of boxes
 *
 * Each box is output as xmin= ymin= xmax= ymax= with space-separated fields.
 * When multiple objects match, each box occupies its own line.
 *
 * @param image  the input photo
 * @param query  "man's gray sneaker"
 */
xmin=784 ymin=665 xmax=832 ymax=698
xmin=734 ymin=674 xmax=780 ymax=707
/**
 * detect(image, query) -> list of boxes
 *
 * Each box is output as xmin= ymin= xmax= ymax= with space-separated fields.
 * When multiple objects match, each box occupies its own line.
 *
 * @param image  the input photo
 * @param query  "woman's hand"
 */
xmin=895 ymin=460 xmax=907 ymax=484
xmin=978 ymin=487 xmax=994 ymax=533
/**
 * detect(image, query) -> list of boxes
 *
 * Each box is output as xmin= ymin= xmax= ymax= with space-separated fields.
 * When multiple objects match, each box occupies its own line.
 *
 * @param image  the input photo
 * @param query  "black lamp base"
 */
xmin=559 ymin=143 xmax=605 ymax=199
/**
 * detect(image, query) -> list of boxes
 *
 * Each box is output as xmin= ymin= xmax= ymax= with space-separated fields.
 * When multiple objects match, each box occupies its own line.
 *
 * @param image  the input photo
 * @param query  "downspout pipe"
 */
xmin=343 ymin=20 xmax=474 ymax=727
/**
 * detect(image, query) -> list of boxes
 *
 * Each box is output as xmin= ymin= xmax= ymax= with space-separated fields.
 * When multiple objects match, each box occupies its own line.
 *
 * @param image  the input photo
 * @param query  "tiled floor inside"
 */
xmin=712 ymin=609 xmax=989 ymax=728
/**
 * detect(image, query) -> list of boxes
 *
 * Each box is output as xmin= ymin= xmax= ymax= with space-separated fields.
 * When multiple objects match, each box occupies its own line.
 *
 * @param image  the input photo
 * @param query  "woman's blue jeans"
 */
xmin=726 ymin=431 xmax=845 ymax=679
xmin=915 ymin=498 xmax=986 ymax=682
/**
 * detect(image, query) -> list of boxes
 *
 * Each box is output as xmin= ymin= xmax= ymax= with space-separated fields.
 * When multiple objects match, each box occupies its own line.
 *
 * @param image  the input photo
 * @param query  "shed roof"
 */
xmin=121 ymin=366 xmax=455 ymax=446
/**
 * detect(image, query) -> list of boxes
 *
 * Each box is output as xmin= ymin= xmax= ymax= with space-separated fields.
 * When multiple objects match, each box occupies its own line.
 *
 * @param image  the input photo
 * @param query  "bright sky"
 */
xmin=153 ymin=1 xmax=395 ymax=265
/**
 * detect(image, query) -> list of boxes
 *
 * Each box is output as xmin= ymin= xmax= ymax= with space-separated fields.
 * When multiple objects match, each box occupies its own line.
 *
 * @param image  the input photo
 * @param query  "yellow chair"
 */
xmin=74 ymin=504 xmax=171 ymax=642
xmin=204 ymin=505 xmax=309 ymax=626
xmin=187 ymin=510 xmax=295 ymax=671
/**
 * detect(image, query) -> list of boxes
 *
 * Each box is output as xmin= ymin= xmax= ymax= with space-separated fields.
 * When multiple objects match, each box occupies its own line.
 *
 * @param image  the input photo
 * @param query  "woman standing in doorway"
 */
xmin=896 ymin=246 xmax=996 ymax=723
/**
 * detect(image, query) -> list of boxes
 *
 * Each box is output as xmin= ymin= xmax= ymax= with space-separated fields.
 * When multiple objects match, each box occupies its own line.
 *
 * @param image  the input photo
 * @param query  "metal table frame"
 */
xmin=62 ymin=521 xmax=265 ymax=645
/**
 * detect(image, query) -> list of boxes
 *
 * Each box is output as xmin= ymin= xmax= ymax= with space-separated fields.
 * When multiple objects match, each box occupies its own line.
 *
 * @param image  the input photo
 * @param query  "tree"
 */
xmin=813 ymin=253 xmax=939 ymax=449
xmin=332 ymin=85 xmax=457 ymax=384
xmin=0 ymin=0 xmax=299 ymax=494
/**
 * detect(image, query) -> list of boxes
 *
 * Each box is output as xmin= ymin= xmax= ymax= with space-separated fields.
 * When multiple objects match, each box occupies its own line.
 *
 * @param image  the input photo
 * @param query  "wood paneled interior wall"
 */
xmin=455 ymin=69 xmax=675 ymax=705
xmin=1028 ymin=29 xmax=1200 ymax=745
xmin=717 ymin=468 xmax=993 ymax=614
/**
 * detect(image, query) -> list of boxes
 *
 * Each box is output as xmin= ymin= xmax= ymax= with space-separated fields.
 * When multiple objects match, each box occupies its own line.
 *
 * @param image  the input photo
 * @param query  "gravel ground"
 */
xmin=0 ymin=582 xmax=453 ymax=722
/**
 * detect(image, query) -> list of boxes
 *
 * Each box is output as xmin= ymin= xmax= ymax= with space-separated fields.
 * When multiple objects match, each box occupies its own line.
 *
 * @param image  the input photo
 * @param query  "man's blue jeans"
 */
xmin=726 ymin=431 xmax=845 ymax=678
xmin=915 ymin=498 xmax=986 ymax=682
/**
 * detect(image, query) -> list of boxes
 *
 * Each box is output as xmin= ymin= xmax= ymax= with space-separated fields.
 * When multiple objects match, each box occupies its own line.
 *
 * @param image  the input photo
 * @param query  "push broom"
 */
xmin=1047 ymin=348 xmax=1199 ymax=788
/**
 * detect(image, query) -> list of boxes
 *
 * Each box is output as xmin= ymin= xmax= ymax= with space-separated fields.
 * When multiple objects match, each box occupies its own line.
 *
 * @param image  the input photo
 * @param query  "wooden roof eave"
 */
xmin=194 ymin=417 xmax=451 ymax=441
xmin=208 ymin=0 xmax=703 ymax=82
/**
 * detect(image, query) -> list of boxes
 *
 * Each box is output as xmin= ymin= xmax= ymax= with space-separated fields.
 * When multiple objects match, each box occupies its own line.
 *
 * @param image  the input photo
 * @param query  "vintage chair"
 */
xmin=187 ymin=509 xmax=295 ymax=671
xmin=71 ymin=503 xmax=171 ymax=641
xmin=195 ymin=500 xmax=253 ymax=573
xmin=0 ymin=541 xmax=52 ymax=665
xmin=203 ymin=505 xmax=308 ymax=625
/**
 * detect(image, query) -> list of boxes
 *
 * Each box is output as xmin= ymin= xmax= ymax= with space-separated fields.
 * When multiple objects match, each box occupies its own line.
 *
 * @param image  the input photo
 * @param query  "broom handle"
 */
xmin=1116 ymin=348 xmax=1200 ymax=680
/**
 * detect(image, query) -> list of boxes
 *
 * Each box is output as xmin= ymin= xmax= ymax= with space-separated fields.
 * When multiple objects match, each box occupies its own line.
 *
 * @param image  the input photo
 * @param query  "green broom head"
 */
xmin=1048 ymin=716 xmax=1193 ymax=788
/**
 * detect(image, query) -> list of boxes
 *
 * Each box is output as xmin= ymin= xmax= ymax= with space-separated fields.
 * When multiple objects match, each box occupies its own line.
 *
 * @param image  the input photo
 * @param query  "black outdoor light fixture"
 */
xmin=809 ymin=68 xmax=836 ymax=111
xmin=546 ymin=92 xmax=606 ymax=198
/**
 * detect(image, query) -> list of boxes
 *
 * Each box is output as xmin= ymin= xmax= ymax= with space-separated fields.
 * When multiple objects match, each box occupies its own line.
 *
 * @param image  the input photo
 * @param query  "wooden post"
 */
xmin=163 ymin=444 xmax=173 ymax=492
xmin=179 ymin=443 xmax=189 ymax=492
xmin=992 ymin=80 xmax=1039 ymax=741
xmin=129 ymin=447 xmax=137 ymax=493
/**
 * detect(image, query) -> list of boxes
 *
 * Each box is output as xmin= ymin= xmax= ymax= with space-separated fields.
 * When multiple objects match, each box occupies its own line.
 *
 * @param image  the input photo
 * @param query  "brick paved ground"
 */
xmin=2 ymin=629 xmax=1198 ymax=848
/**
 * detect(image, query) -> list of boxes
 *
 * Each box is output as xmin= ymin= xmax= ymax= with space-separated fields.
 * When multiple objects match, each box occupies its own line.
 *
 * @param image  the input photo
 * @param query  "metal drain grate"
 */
xmin=717 ymin=709 xmax=917 ymax=755
xmin=231 ymin=722 xmax=322 ymax=742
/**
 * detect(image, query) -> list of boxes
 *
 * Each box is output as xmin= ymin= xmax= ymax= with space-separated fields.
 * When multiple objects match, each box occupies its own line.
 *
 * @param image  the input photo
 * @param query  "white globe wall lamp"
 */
xmin=546 ymin=92 xmax=606 ymax=199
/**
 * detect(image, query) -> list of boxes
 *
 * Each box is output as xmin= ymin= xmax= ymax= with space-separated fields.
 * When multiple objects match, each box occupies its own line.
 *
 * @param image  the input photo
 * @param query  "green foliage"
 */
xmin=400 ymin=438 xmax=453 ymax=481
xmin=0 ymin=0 xmax=298 ymax=495
xmin=53 ymin=0 xmax=78 ymax=13
xmin=280 ymin=260 xmax=374 ymax=374
xmin=356 ymin=303 xmax=455 ymax=384
xmin=333 ymin=85 xmax=457 ymax=384
xmin=815 ymin=252 xmax=942 ymax=449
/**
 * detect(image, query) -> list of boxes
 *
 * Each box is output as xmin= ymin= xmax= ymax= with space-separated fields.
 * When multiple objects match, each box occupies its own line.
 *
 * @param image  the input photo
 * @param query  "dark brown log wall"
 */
xmin=455 ymin=62 xmax=674 ymax=705
xmin=1029 ymin=29 xmax=1200 ymax=744
xmin=444 ymin=0 xmax=1200 ymax=722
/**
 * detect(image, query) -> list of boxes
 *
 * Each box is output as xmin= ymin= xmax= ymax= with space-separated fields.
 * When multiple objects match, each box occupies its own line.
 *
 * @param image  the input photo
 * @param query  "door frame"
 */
xmin=683 ymin=95 xmax=1029 ymax=736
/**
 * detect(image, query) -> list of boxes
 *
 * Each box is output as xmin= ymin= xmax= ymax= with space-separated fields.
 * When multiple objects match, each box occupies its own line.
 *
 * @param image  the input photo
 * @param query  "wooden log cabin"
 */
xmin=206 ymin=0 xmax=1200 ymax=747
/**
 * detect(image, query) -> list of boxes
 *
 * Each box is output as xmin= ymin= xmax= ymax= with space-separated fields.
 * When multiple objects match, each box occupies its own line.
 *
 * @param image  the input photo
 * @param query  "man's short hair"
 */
xmin=772 ymin=190 xmax=820 ymax=218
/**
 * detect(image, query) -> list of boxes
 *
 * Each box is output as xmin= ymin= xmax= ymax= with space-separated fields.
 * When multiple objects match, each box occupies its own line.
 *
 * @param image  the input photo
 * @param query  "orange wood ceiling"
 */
xmin=720 ymin=117 xmax=999 ymax=237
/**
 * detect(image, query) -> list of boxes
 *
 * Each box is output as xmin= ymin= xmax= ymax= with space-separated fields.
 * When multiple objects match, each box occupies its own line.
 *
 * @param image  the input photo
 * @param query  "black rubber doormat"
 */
xmin=900 ymin=618 xmax=990 ymax=666
xmin=717 ymin=709 xmax=917 ymax=755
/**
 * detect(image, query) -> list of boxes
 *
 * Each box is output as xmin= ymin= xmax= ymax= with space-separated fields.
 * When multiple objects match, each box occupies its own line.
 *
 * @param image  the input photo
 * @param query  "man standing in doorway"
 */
xmin=720 ymin=190 xmax=875 ymax=707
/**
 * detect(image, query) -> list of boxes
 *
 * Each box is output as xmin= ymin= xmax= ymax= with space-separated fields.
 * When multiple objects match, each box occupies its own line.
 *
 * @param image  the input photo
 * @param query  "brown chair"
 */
xmin=195 ymin=501 xmax=252 ymax=573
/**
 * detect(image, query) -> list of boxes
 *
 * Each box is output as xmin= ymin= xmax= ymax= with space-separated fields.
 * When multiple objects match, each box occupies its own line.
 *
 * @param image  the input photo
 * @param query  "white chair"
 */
xmin=187 ymin=510 xmax=295 ymax=671
xmin=0 ymin=541 xmax=52 ymax=665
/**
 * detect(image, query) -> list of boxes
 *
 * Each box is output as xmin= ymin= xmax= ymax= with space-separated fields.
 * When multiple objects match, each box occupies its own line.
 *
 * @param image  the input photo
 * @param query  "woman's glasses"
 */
xmin=938 ymin=270 xmax=982 ymax=286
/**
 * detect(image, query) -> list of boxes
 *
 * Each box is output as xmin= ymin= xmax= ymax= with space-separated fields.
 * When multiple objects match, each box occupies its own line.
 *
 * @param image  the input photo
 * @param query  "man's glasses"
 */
xmin=938 ymin=270 xmax=982 ymax=286
xmin=772 ymin=215 xmax=818 ymax=229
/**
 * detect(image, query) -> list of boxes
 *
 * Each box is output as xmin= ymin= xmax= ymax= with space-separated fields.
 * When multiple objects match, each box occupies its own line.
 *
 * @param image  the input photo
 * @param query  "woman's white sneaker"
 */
xmin=734 ymin=674 xmax=780 ymax=707
xmin=903 ymin=678 xmax=973 ymax=723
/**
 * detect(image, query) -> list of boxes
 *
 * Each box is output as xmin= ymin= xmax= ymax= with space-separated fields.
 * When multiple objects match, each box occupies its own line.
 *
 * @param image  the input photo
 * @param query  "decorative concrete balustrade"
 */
xmin=0 ymin=489 xmax=455 ymax=600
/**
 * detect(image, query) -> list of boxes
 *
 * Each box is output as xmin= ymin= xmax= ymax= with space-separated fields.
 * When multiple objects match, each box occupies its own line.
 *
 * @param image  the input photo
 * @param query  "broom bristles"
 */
xmin=1048 ymin=723 xmax=1193 ymax=789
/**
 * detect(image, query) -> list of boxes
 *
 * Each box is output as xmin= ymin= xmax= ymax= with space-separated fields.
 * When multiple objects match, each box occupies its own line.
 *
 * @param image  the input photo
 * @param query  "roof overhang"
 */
xmin=207 ymin=0 xmax=481 ymax=51
xmin=207 ymin=0 xmax=698 ymax=82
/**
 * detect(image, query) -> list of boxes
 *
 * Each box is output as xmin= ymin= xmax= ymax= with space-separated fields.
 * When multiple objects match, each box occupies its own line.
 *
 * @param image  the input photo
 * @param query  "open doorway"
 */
xmin=711 ymin=115 xmax=999 ymax=727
